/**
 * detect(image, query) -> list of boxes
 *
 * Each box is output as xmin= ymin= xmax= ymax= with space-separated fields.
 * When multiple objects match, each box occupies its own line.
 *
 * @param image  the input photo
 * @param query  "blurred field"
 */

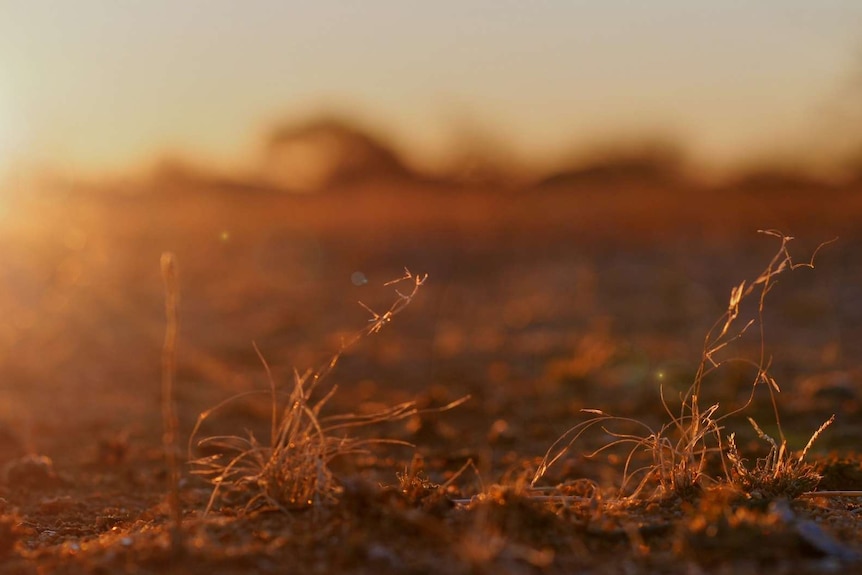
xmin=1 ymin=174 xmax=862 ymax=572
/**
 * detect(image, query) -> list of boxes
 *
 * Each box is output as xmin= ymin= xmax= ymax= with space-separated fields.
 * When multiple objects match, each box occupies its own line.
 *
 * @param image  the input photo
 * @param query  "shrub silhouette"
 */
xmin=260 ymin=116 xmax=413 ymax=192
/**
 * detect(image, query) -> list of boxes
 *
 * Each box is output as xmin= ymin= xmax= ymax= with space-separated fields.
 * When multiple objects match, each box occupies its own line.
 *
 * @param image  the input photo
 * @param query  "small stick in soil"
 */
xmin=799 ymin=491 xmax=862 ymax=498
xmin=160 ymin=252 xmax=184 ymax=556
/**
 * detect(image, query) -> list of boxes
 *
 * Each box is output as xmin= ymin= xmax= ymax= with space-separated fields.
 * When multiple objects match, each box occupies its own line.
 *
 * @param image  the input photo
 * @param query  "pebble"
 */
xmin=1 ymin=454 xmax=58 ymax=487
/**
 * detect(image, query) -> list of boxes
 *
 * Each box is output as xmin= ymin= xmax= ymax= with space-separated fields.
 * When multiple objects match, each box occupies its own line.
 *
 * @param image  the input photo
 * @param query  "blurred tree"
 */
xmin=439 ymin=111 xmax=527 ymax=188
xmin=536 ymin=139 xmax=686 ymax=190
xmin=259 ymin=116 xmax=413 ymax=193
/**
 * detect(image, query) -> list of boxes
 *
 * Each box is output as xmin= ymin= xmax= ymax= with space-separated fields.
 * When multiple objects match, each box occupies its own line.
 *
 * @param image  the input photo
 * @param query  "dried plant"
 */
xmin=533 ymin=231 xmax=835 ymax=500
xmin=726 ymin=415 xmax=833 ymax=499
xmin=160 ymin=252 xmax=183 ymax=554
xmin=190 ymin=270 xmax=467 ymax=513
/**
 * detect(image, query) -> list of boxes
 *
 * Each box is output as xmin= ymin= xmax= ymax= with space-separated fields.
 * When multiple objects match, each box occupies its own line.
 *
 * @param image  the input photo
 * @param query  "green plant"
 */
xmin=532 ymin=231 xmax=835 ymax=500
xmin=190 ymin=270 xmax=467 ymax=513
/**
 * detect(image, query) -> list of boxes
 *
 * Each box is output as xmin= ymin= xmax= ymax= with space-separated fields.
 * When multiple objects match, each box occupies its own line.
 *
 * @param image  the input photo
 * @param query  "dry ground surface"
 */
xmin=1 ymin=178 xmax=862 ymax=573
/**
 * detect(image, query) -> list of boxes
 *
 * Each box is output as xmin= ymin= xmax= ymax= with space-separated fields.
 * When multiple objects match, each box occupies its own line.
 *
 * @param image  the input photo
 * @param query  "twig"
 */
xmin=160 ymin=252 xmax=184 ymax=556
xmin=799 ymin=491 xmax=862 ymax=499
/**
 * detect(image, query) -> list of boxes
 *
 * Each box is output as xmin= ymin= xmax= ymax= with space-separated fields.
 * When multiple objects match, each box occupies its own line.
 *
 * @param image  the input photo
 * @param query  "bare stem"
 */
xmin=160 ymin=252 xmax=183 ymax=556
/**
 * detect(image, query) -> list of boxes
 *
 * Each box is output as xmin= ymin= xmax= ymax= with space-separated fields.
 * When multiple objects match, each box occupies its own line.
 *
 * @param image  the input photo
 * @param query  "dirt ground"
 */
xmin=1 ymin=178 xmax=862 ymax=574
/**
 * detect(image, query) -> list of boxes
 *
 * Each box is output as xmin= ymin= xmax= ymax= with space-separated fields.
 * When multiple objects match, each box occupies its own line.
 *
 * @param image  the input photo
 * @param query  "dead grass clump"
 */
xmin=726 ymin=416 xmax=833 ymax=499
xmin=533 ymin=231 xmax=836 ymax=501
xmin=394 ymin=454 xmax=467 ymax=515
xmin=190 ymin=270 xmax=466 ymax=513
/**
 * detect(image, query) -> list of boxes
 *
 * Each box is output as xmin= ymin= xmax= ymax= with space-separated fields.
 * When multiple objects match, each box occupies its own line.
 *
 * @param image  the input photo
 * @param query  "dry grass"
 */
xmin=532 ymin=231 xmax=836 ymax=501
xmin=189 ymin=270 xmax=467 ymax=513
xmin=726 ymin=415 xmax=833 ymax=499
xmin=6 ymin=181 xmax=862 ymax=574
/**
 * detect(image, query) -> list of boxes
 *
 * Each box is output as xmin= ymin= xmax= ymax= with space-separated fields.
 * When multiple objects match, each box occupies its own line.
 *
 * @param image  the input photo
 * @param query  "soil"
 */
xmin=1 ymin=179 xmax=862 ymax=573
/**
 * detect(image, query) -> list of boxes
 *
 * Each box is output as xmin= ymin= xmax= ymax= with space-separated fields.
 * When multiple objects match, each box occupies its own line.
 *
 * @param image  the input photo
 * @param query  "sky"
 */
xmin=1 ymin=1 xmax=862 ymax=180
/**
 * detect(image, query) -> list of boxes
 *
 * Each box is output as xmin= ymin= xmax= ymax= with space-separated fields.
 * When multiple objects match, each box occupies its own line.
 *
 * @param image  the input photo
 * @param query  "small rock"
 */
xmin=2 ymin=455 xmax=58 ymax=487
xmin=39 ymin=495 xmax=76 ymax=514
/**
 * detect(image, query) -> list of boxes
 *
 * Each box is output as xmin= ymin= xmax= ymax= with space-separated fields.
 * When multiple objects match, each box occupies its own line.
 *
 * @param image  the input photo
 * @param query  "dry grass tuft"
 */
xmin=726 ymin=415 xmax=833 ymax=499
xmin=533 ymin=231 xmax=836 ymax=500
xmin=190 ymin=270 xmax=467 ymax=513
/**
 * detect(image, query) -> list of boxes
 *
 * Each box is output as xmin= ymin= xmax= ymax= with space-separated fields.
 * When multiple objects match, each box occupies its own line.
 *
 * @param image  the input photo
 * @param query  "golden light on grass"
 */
xmin=189 ymin=270 xmax=469 ymax=514
xmin=532 ymin=232 xmax=838 ymax=501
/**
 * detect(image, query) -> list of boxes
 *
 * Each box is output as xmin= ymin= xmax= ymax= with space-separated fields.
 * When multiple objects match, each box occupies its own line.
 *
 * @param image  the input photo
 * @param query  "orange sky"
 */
xmin=1 ymin=1 xmax=861 ymax=181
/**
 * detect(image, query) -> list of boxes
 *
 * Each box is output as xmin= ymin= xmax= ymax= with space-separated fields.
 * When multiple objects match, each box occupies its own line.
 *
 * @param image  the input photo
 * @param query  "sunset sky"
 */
xmin=1 ymin=1 xmax=861 ymax=180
